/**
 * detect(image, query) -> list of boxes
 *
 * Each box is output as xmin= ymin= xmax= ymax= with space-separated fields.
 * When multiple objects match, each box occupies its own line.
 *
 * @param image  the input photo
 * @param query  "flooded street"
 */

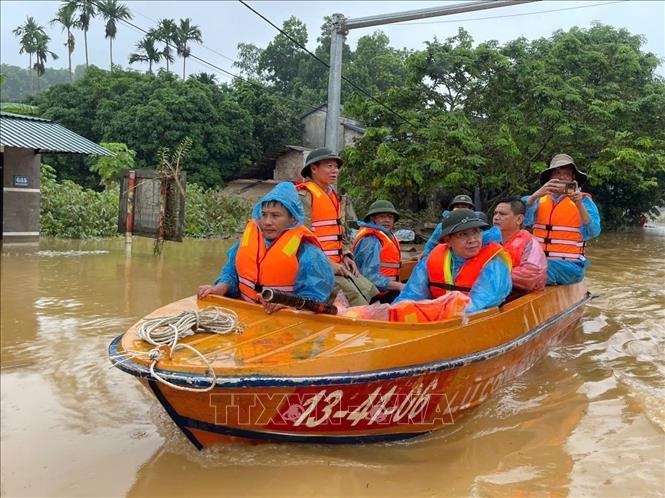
xmin=1 ymin=231 xmax=664 ymax=497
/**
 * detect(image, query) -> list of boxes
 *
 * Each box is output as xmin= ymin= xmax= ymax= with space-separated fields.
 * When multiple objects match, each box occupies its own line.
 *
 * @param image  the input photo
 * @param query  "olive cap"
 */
xmin=364 ymin=199 xmax=400 ymax=222
xmin=448 ymin=194 xmax=475 ymax=210
xmin=301 ymin=147 xmax=343 ymax=178
xmin=439 ymin=208 xmax=489 ymax=238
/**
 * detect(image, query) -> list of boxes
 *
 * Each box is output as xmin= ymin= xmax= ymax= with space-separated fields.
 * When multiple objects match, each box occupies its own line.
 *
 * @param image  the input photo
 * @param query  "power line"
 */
xmin=112 ymin=13 xmax=323 ymax=115
xmin=392 ymin=1 xmax=626 ymax=26
xmin=238 ymin=0 xmax=419 ymax=129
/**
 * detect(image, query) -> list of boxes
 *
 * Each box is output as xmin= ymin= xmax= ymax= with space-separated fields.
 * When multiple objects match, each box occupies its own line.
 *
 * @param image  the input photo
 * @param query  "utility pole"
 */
xmin=324 ymin=0 xmax=538 ymax=152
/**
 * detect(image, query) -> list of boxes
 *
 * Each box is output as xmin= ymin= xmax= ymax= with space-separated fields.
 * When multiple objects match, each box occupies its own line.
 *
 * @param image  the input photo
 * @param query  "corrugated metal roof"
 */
xmin=0 ymin=112 xmax=112 ymax=155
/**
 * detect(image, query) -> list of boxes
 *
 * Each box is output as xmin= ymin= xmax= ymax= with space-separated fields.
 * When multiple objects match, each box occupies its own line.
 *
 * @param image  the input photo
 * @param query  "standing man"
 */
xmin=352 ymin=199 xmax=404 ymax=303
xmin=523 ymin=153 xmax=601 ymax=284
xmin=298 ymin=148 xmax=379 ymax=306
xmin=492 ymin=198 xmax=547 ymax=293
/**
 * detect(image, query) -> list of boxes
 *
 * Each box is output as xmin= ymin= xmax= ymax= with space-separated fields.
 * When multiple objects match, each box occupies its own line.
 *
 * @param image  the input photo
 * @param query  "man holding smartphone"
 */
xmin=523 ymin=153 xmax=601 ymax=285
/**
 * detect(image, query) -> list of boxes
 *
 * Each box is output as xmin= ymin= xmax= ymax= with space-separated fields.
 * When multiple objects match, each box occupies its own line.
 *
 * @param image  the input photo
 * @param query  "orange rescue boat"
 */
xmin=108 ymin=281 xmax=589 ymax=449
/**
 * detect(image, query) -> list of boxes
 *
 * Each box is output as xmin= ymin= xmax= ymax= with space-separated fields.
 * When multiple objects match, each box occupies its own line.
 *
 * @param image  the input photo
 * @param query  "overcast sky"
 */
xmin=2 ymin=0 xmax=663 ymax=80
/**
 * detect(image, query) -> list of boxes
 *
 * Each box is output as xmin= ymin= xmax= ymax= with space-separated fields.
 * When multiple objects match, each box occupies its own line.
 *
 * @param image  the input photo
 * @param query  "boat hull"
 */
xmin=109 ymin=286 xmax=588 ymax=448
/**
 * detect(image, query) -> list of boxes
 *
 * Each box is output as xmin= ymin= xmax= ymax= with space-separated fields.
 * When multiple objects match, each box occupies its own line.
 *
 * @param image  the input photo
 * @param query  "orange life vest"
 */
xmin=235 ymin=220 xmax=321 ymax=303
xmin=297 ymin=181 xmax=344 ymax=263
xmin=351 ymin=226 xmax=401 ymax=280
xmin=426 ymin=242 xmax=511 ymax=299
xmin=532 ymin=195 xmax=589 ymax=262
xmin=503 ymin=229 xmax=534 ymax=268
xmin=389 ymin=242 xmax=511 ymax=323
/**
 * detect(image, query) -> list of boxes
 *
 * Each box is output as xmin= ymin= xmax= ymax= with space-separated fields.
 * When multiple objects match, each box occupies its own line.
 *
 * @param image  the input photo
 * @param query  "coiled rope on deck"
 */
xmin=135 ymin=306 xmax=243 ymax=392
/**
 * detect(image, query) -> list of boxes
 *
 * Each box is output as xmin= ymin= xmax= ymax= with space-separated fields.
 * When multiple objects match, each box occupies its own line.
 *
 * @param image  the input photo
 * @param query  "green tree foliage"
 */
xmin=97 ymin=0 xmax=132 ymax=68
xmin=40 ymin=163 xmax=119 ymax=238
xmin=0 ymin=64 xmax=83 ymax=101
xmin=29 ymin=67 xmax=302 ymax=187
xmin=174 ymin=18 xmax=202 ymax=80
xmin=341 ymin=25 xmax=665 ymax=227
xmin=65 ymin=0 xmax=96 ymax=67
xmin=50 ymin=3 xmax=79 ymax=82
xmin=87 ymin=142 xmax=136 ymax=188
xmin=128 ymin=33 xmax=162 ymax=73
xmin=184 ymin=184 xmax=251 ymax=238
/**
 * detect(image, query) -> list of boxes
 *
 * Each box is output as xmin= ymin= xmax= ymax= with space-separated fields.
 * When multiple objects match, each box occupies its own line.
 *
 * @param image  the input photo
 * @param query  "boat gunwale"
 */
xmin=108 ymin=291 xmax=590 ymax=388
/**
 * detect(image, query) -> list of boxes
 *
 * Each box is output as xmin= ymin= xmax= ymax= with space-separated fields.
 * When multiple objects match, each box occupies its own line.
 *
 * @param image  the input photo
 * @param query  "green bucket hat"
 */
xmin=439 ymin=208 xmax=489 ymax=239
xmin=364 ymin=199 xmax=400 ymax=222
xmin=448 ymin=194 xmax=475 ymax=211
xmin=301 ymin=147 xmax=343 ymax=179
xmin=539 ymin=153 xmax=588 ymax=186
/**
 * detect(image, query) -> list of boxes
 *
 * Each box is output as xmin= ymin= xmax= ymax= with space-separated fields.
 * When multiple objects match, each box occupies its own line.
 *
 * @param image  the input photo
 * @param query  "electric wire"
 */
xmin=239 ymin=0 xmax=420 ymax=129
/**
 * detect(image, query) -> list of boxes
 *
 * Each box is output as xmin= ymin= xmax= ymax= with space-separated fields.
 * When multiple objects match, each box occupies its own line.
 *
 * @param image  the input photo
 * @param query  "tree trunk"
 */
xmin=68 ymin=30 xmax=73 ymax=82
xmin=28 ymin=53 xmax=33 ymax=92
xmin=166 ymin=56 xmax=169 ymax=73
xmin=84 ymin=29 xmax=89 ymax=67
xmin=110 ymin=38 xmax=113 ymax=68
xmin=182 ymin=56 xmax=186 ymax=80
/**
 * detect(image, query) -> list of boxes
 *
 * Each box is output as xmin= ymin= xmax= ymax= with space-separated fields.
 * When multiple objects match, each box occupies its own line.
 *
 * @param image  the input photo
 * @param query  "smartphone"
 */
xmin=564 ymin=182 xmax=577 ymax=194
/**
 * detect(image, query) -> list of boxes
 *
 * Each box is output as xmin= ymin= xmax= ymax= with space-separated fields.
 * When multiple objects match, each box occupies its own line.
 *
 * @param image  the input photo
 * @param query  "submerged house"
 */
xmin=0 ymin=112 xmax=111 ymax=244
xmin=225 ymin=105 xmax=365 ymax=198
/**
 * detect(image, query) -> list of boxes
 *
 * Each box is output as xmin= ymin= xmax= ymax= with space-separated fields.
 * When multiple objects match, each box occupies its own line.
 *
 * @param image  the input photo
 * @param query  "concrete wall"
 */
xmin=273 ymin=150 xmax=307 ymax=181
xmin=302 ymin=108 xmax=364 ymax=151
xmin=2 ymin=147 xmax=41 ymax=243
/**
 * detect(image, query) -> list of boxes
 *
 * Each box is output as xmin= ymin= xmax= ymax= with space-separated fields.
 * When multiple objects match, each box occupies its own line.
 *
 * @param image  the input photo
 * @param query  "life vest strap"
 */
xmin=380 ymin=262 xmax=402 ymax=269
xmin=429 ymin=282 xmax=472 ymax=293
xmin=312 ymin=219 xmax=342 ymax=227
xmin=533 ymin=223 xmax=580 ymax=233
xmin=535 ymin=236 xmax=585 ymax=247
xmin=545 ymin=251 xmax=587 ymax=261
xmin=317 ymin=234 xmax=343 ymax=242
xmin=323 ymin=249 xmax=344 ymax=257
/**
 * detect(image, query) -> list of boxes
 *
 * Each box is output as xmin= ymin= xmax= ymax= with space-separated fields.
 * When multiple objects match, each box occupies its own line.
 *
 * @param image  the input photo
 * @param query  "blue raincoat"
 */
xmin=394 ymin=235 xmax=512 ymax=314
xmin=423 ymin=210 xmax=499 ymax=256
xmin=522 ymin=194 xmax=601 ymax=285
xmin=213 ymin=182 xmax=335 ymax=302
xmin=353 ymin=221 xmax=398 ymax=292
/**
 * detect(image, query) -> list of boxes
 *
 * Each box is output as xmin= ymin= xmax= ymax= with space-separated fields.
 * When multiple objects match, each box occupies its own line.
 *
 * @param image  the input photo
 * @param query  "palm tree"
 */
xmin=65 ymin=0 xmax=96 ymax=67
xmin=155 ymin=18 xmax=177 ymax=73
xmin=32 ymin=32 xmax=59 ymax=90
xmin=51 ymin=4 xmax=79 ymax=81
xmin=98 ymin=0 xmax=132 ymax=67
xmin=12 ymin=16 xmax=41 ymax=88
xmin=175 ymin=18 xmax=202 ymax=80
xmin=128 ymin=34 xmax=161 ymax=74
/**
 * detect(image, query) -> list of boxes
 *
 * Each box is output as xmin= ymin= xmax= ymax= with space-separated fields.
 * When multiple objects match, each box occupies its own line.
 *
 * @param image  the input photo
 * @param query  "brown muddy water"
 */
xmin=1 ymin=230 xmax=664 ymax=498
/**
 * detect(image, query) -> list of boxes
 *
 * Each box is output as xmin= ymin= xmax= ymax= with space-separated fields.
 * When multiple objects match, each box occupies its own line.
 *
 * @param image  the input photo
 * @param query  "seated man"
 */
xmin=352 ymin=199 xmax=404 ymax=303
xmin=492 ymin=197 xmax=547 ymax=293
xmin=394 ymin=209 xmax=512 ymax=315
xmin=523 ymin=153 xmax=601 ymax=285
xmin=423 ymin=194 xmax=491 ymax=256
xmin=298 ymin=147 xmax=379 ymax=306
xmin=197 ymin=182 xmax=335 ymax=313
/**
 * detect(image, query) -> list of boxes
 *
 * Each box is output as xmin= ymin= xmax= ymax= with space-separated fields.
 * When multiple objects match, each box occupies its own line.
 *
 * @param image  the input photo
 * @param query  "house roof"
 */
xmin=0 ymin=112 xmax=112 ymax=155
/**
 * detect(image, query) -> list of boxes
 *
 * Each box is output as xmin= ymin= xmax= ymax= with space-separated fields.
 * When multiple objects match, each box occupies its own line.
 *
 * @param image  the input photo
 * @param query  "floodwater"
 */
xmin=1 ymin=230 xmax=664 ymax=498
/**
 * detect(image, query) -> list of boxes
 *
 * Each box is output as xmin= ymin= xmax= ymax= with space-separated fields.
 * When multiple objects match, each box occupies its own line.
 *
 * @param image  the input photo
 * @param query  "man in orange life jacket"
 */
xmin=492 ymin=197 xmax=547 ymax=293
xmin=393 ymin=209 xmax=512 ymax=314
xmin=197 ymin=182 xmax=334 ymax=313
xmin=298 ymin=148 xmax=379 ymax=306
xmin=352 ymin=199 xmax=404 ymax=303
xmin=523 ymin=154 xmax=601 ymax=285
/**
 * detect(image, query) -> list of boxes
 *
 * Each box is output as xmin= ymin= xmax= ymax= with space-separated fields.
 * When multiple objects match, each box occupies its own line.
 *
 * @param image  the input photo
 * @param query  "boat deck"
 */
xmin=118 ymin=282 xmax=588 ymax=378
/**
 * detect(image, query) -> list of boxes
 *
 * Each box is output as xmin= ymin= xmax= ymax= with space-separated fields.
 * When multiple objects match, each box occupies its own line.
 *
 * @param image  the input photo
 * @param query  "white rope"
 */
xmin=131 ymin=306 xmax=243 ymax=392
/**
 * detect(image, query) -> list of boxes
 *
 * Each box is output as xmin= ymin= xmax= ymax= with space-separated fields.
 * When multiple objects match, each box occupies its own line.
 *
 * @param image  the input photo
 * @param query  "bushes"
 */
xmin=40 ymin=164 xmax=119 ymax=238
xmin=184 ymin=183 xmax=251 ymax=238
xmin=39 ymin=165 xmax=251 ymax=239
